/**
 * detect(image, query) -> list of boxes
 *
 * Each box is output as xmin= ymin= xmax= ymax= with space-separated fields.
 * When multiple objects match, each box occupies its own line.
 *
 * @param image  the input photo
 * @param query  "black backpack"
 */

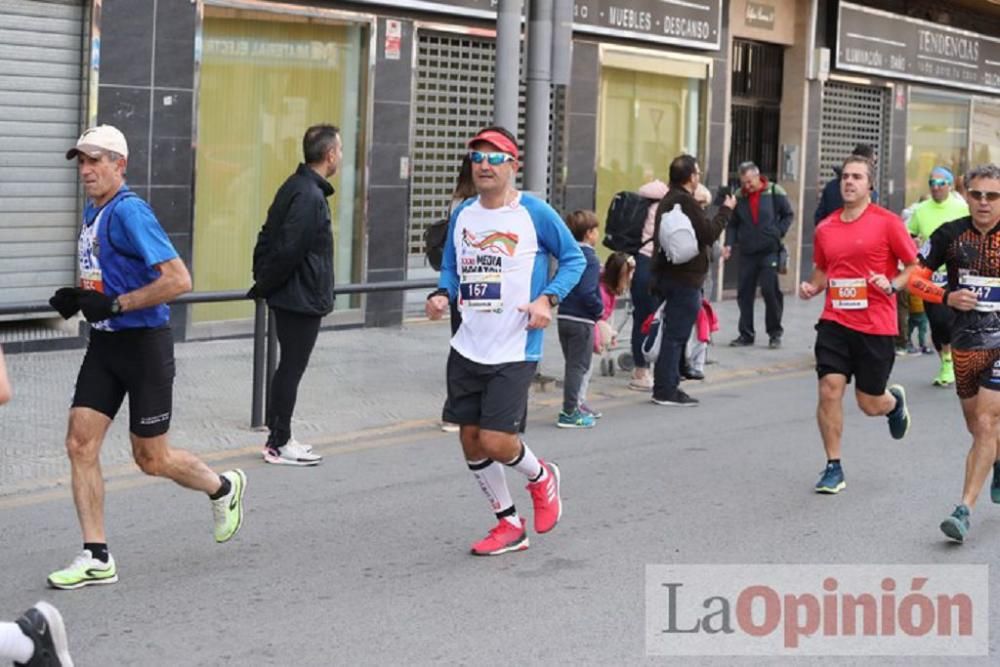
xmin=424 ymin=217 xmax=449 ymax=271
xmin=602 ymin=191 xmax=657 ymax=254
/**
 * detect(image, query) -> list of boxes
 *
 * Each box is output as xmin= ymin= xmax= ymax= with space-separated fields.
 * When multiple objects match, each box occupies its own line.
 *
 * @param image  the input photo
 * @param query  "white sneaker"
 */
xmin=628 ymin=375 xmax=653 ymax=391
xmin=263 ymin=441 xmax=322 ymax=466
xmin=288 ymin=437 xmax=312 ymax=453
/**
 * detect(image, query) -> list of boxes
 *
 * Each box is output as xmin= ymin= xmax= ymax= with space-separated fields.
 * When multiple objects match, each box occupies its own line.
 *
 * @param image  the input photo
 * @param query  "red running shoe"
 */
xmin=526 ymin=460 xmax=562 ymax=533
xmin=470 ymin=518 xmax=529 ymax=556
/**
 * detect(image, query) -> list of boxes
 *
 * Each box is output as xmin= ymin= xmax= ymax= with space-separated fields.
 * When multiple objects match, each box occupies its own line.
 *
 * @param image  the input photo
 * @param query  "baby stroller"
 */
xmin=597 ymin=296 xmax=636 ymax=376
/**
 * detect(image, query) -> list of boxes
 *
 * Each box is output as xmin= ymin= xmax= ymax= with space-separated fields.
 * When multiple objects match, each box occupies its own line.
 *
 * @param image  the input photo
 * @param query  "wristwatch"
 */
xmin=546 ymin=293 xmax=559 ymax=307
xmin=110 ymin=298 xmax=123 ymax=316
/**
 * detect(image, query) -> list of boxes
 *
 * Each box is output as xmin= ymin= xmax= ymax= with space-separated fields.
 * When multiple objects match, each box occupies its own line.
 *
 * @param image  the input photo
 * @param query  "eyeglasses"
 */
xmin=968 ymin=190 xmax=1000 ymax=202
xmin=469 ymin=151 xmax=515 ymax=166
xmin=928 ymin=178 xmax=950 ymax=187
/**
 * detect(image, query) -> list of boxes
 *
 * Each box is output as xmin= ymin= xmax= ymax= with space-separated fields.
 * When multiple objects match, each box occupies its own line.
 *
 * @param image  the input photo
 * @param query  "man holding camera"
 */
xmin=723 ymin=161 xmax=793 ymax=349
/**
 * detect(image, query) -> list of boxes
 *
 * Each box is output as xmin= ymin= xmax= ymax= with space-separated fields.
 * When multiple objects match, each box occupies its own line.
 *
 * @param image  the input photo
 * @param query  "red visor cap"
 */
xmin=467 ymin=130 xmax=519 ymax=160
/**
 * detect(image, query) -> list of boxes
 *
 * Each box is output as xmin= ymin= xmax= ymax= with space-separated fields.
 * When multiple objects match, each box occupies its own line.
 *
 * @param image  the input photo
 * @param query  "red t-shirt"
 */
xmin=814 ymin=204 xmax=917 ymax=335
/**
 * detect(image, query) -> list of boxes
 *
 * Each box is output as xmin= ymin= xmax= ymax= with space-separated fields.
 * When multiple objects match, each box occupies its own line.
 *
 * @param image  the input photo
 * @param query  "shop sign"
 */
xmin=343 ymin=0 xmax=722 ymax=51
xmin=745 ymin=2 xmax=775 ymax=31
xmin=837 ymin=1 xmax=1000 ymax=95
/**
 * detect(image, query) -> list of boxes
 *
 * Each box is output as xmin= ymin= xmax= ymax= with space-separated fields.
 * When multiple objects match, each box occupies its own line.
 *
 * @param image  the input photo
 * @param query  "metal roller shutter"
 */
xmin=408 ymin=30 xmax=563 ymax=259
xmin=0 ymin=0 xmax=85 ymax=309
xmin=819 ymin=81 xmax=891 ymax=197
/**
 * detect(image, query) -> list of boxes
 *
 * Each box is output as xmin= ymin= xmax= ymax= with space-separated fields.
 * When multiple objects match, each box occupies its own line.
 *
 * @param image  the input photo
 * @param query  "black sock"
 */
xmin=828 ymin=459 xmax=841 ymax=466
xmin=209 ymin=475 xmax=231 ymax=500
xmin=888 ymin=395 xmax=902 ymax=417
xmin=84 ymin=542 xmax=109 ymax=563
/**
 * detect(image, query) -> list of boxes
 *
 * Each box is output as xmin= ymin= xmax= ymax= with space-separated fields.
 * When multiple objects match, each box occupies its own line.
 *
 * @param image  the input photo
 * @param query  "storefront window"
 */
xmin=596 ymin=62 xmax=703 ymax=252
xmin=971 ymin=100 xmax=1000 ymax=167
xmin=193 ymin=9 xmax=367 ymax=322
xmin=905 ymin=89 xmax=969 ymax=208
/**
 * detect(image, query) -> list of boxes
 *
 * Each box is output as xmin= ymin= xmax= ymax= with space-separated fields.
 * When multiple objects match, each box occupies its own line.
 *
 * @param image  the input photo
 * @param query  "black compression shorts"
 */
xmin=72 ymin=326 xmax=175 ymax=437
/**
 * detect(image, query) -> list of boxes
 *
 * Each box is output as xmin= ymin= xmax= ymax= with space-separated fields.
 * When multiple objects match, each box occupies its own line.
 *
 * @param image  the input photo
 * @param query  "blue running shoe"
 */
xmin=815 ymin=462 xmax=845 ymax=494
xmin=992 ymin=463 xmax=1000 ymax=504
xmin=887 ymin=384 xmax=910 ymax=440
xmin=557 ymin=409 xmax=595 ymax=429
xmin=940 ymin=504 xmax=970 ymax=543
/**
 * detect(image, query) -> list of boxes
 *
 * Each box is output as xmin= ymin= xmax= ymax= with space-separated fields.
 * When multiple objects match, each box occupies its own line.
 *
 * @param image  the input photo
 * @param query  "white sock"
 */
xmin=0 ymin=622 xmax=34 ymax=663
xmin=467 ymin=459 xmax=519 ymax=526
xmin=505 ymin=440 xmax=545 ymax=482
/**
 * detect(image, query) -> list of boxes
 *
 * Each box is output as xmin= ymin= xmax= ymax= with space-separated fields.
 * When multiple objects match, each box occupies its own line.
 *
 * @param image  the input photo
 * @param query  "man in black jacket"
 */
xmin=650 ymin=155 xmax=735 ymax=406
xmin=250 ymin=124 xmax=341 ymax=466
xmin=723 ymin=161 xmax=793 ymax=349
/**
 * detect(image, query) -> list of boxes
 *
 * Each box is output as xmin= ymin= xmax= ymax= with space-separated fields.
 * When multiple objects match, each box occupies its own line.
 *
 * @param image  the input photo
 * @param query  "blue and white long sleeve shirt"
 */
xmin=438 ymin=192 xmax=585 ymax=364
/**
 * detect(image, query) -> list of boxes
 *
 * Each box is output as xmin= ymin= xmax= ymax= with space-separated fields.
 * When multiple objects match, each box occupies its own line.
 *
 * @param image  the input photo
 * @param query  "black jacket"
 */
xmin=251 ymin=163 xmax=336 ymax=316
xmin=651 ymin=187 xmax=731 ymax=288
xmin=726 ymin=179 xmax=793 ymax=256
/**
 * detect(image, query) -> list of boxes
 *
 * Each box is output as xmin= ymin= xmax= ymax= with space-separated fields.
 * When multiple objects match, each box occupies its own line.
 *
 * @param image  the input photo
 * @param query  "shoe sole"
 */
xmin=556 ymin=421 xmax=595 ymax=428
xmin=33 ymin=601 xmax=74 ymax=667
xmin=815 ymin=481 xmax=846 ymax=494
xmin=536 ymin=462 xmax=562 ymax=534
xmin=262 ymin=452 xmax=322 ymax=466
xmin=651 ymin=398 xmax=698 ymax=407
xmin=940 ymin=518 xmax=967 ymax=543
xmin=627 ymin=384 xmax=653 ymax=392
xmin=48 ymin=573 xmax=119 ymax=590
xmin=216 ymin=470 xmax=247 ymax=544
xmin=470 ymin=536 xmax=529 ymax=556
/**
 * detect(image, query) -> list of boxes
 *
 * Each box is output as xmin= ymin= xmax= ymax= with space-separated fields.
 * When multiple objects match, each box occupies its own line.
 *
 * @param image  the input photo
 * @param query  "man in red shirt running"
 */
xmin=800 ymin=156 xmax=917 ymax=494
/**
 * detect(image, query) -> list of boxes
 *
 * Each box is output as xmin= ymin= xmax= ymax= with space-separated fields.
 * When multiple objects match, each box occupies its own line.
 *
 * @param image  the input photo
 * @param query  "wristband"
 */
xmin=427 ymin=288 xmax=449 ymax=301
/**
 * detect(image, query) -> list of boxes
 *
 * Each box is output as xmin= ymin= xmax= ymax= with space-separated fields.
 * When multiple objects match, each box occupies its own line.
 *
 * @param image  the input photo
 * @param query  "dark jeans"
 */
xmin=558 ymin=319 xmax=594 ymax=413
xmin=267 ymin=308 xmax=322 ymax=448
xmin=652 ymin=280 xmax=702 ymax=399
xmin=630 ymin=254 xmax=661 ymax=369
xmin=736 ymin=251 xmax=784 ymax=341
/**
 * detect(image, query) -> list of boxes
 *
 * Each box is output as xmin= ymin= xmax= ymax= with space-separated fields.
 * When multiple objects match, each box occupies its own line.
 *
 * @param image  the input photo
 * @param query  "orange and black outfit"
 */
xmin=917 ymin=216 xmax=1000 ymax=398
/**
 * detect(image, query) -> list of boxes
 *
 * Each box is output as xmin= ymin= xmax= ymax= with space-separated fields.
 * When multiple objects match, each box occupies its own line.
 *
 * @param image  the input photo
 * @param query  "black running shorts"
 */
xmin=443 ymin=349 xmax=536 ymax=434
xmin=814 ymin=319 xmax=896 ymax=396
xmin=72 ymin=326 xmax=175 ymax=437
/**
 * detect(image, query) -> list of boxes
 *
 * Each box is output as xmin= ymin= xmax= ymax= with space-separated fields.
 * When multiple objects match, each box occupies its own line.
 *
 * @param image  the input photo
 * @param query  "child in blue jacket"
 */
xmin=557 ymin=210 xmax=605 ymax=428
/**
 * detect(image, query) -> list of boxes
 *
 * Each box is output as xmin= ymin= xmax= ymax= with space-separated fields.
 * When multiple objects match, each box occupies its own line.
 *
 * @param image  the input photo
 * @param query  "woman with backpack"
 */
xmin=627 ymin=178 xmax=668 ymax=391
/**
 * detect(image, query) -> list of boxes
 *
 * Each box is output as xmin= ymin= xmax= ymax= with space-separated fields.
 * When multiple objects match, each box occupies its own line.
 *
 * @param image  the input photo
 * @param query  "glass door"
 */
xmin=192 ymin=7 xmax=369 ymax=323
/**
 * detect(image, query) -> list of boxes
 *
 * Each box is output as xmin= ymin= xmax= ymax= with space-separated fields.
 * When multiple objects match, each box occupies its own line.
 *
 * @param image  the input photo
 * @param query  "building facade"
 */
xmin=1 ymin=0 xmax=998 ymax=341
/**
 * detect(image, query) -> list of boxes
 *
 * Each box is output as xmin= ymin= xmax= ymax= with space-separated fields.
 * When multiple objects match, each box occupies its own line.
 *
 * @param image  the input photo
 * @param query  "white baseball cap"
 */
xmin=66 ymin=125 xmax=129 ymax=160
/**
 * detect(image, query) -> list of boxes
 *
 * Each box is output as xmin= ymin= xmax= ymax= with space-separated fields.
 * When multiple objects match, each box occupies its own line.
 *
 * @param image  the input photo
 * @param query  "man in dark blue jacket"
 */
xmin=723 ymin=161 xmax=793 ymax=348
xmin=556 ymin=211 xmax=604 ymax=428
xmin=250 ymin=124 xmax=341 ymax=466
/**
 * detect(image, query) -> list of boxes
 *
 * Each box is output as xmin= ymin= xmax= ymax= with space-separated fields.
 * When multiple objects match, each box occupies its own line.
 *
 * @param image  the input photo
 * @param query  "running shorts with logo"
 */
xmin=443 ymin=349 xmax=535 ymax=433
xmin=72 ymin=326 xmax=175 ymax=437
xmin=814 ymin=320 xmax=896 ymax=395
xmin=921 ymin=216 xmax=1000 ymax=399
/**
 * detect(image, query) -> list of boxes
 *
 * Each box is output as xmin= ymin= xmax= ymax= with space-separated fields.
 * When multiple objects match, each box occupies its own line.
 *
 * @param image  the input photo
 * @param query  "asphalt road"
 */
xmin=1 ymin=355 xmax=997 ymax=666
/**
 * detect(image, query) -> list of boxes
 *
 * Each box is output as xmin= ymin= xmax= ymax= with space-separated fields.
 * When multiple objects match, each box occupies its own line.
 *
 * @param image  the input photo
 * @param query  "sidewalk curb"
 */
xmin=0 ymin=355 xmax=814 ymax=503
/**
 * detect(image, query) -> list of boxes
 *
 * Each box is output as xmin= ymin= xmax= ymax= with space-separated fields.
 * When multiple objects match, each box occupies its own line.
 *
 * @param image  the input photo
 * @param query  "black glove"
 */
xmin=49 ymin=287 xmax=84 ymax=319
xmin=76 ymin=289 xmax=118 ymax=323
